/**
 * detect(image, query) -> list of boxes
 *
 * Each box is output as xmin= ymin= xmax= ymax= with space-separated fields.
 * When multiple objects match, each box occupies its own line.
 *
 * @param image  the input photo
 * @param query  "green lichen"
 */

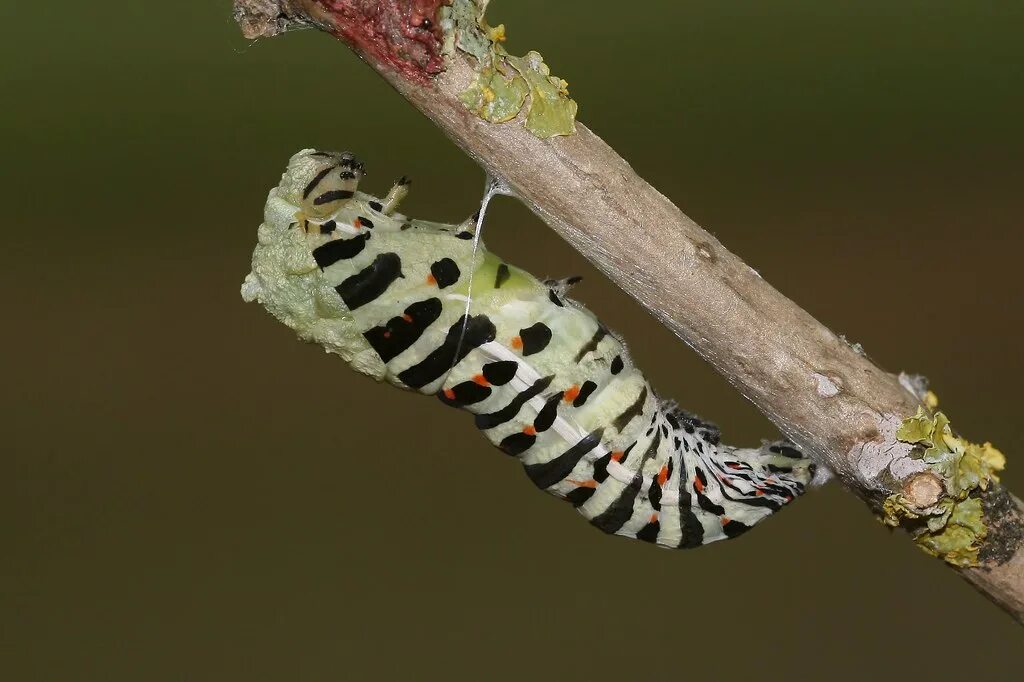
xmin=441 ymin=0 xmax=492 ymax=64
xmin=884 ymin=406 xmax=1006 ymax=567
xmin=442 ymin=0 xmax=578 ymax=139
xmin=916 ymin=497 xmax=987 ymax=567
xmin=458 ymin=65 xmax=528 ymax=123
xmin=505 ymin=52 xmax=577 ymax=138
xmin=896 ymin=408 xmax=1005 ymax=496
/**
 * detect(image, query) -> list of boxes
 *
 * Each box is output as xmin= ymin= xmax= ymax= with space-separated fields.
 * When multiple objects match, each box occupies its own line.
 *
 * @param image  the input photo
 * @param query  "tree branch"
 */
xmin=233 ymin=0 xmax=1024 ymax=622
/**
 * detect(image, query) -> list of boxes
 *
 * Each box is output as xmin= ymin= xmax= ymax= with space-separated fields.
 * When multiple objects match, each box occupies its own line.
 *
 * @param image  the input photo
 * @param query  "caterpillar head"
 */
xmin=242 ymin=148 xmax=385 ymax=376
xmin=280 ymin=149 xmax=365 ymax=220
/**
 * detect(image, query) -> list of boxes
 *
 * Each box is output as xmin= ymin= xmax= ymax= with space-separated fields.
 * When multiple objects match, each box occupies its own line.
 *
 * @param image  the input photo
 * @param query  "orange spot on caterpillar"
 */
xmin=472 ymin=374 xmax=489 ymax=386
xmin=443 ymin=388 xmax=456 ymax=400
xmin=426 ymin=274 xmax=437 ymax=285
xmin=755 ymin=490 xmax=764 ymax=496
xmin=563 ymin=385 xmax=581 ymax=403
xmin=402 ymin=314 xmax=413 ymax=322
xmin=353 ymin=218 xmax=362 ymax=229
xmin=785 ymin=495 xmax=793 ymax=503
xmin=568 ymin=479 xmax=598 ymax=488
xmin=728 ymin=462 xmax=742 ymax=469
xmin=693 ymin=477 xmax=704 ymax=493
xmin=383 ymin=331 xmax=391 ymax=339
xmin=610 ymin=451 xmax=624 ymax=462
xmin=649 ymin=513 xmax=659 ymax=523
xmin=720 ymin=517 xmax=730 ymax=526
xmin=523 ymin=426 xmax=537 ymax=436
xmin=510 ymin=336 xmax=523 ymax=349
xmin=657 ymin=465 xmax=669 ymax=486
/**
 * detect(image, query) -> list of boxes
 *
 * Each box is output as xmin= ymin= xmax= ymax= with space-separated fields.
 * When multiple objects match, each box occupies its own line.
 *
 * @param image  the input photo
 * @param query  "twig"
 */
xmin=232 ymin=0 xmax=1024 ymax=622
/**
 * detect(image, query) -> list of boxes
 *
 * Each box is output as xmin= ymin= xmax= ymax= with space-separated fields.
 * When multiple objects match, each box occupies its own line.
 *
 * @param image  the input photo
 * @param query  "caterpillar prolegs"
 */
xmin=241 ymin=149 xmax=816 ymax=549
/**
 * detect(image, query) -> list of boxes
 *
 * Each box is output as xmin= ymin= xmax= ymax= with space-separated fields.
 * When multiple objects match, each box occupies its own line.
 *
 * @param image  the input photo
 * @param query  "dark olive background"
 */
xmin=3 ymin=1 xmax=1023 ymax=679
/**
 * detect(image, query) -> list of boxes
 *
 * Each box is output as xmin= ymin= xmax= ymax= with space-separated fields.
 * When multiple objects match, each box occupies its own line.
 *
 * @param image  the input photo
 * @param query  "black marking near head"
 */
xmin=482 ymin=360 xmax=518 ymax=386
xmin=519 ymin=323 xmax=551 ymax=356
xmin=363 ymin=298 xmax=443 ymax=363
xmin=456 ymin=231 xmax=474 ymax=240
xmin=304 ymin=166 xmax=335 ymax=199
xmin=494 ymin=263 xmax=511 ymax=289
xmin=612 ymin=386 xmax=648 ymax=432
xmin=368 ymin=201 xmax=383 ymax=212
xmin=320 ymin=220 xmax=337 ymax=235
xmin=335 ymin=252 xmax=403 ymax=310
xmin=574 ymin=327 xmax=607 ymax=363
xmin=397 ymin=315 xmax=497 ymax=389
xmin=358 ymin=217 xmax=375 ymax=229
xmin=610 ymin=355 xmax=624 ymax=375
xmin=474 ymin=376 xmax=554 ymax=430
xmin=523 ymin=429 xmax=604 ymax=490
xmin=548 ymin=290 xmax=564 ymax=307
xmin=572 ymin=380 xmax=598 ymax=407
xmin=429 ymin=258 xmax=460 ymax=289
xmin=314 ymin=189 xmax=355 ymax=205
xmin=313 ymin=233 xmax=370 ymax=268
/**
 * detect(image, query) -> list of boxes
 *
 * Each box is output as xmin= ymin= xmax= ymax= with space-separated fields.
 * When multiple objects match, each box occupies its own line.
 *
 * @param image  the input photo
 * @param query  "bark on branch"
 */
xmin=233 ymin=0 xmax=1024 ymax=622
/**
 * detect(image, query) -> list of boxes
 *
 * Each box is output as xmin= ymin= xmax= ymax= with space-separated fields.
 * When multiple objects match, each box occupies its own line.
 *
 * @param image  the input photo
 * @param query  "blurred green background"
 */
xmin=3 ymin=1 xmax=1023 ymax=679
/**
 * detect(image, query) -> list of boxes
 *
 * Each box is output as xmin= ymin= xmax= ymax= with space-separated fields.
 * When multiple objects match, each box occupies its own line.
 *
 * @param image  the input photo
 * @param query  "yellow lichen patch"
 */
xmin=885 ymin=407 xmax=1007 ymax=567
xmin=444 ymin=0 xmax=578 ymax=139
xmin=505 ymin=52 xmax=577 ymax=138
xmin=488 ymin=23 xmax=506 ymax=43
xmin=458 ymin=65 xmax=529 ymax=123
xmin=896 ymin=408 xmax=1004 ymax=496
xmin=916 ymin=497 xmax=987 ymax=567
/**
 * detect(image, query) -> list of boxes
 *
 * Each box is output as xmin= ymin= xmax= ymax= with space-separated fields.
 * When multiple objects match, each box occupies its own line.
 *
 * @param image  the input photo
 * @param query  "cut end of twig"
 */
xmin=234 ymin=0 xmax=294 ymax=39
xmin=902 ymin=471 xmax=944 ymax=509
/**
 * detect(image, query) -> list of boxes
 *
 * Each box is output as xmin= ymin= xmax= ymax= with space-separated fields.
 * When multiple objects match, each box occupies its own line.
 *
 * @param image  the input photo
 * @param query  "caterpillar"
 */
xmin=241 ymin=149 xmax=816 ymax=549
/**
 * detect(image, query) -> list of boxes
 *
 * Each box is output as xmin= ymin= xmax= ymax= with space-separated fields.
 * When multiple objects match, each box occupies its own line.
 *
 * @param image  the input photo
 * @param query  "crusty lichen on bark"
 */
xmin=883 ymin=403 xmax=1006 ymax=566
xmin=443 ymin=0 xmax=577 ymax=137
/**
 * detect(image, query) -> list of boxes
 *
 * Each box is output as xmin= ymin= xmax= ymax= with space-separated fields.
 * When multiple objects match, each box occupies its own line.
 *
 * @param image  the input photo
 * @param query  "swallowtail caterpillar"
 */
xmin=241 ymin=149 xmax=816 ymax=549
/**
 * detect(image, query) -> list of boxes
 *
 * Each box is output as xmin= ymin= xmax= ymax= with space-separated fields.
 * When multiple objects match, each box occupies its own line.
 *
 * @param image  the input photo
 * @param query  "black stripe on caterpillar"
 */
xmin=241 ymin=149 xmax=816 ymax=548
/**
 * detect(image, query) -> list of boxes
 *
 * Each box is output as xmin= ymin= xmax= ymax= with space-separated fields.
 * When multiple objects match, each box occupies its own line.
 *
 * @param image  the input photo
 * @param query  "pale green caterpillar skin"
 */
xmin=242 ymin=149 xmax=815 ymax=548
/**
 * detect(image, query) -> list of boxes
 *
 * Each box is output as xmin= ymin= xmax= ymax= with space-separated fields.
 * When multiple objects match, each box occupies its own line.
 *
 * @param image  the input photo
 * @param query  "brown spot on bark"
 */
xmin=692 ymin=240 xmax=716 ymax=263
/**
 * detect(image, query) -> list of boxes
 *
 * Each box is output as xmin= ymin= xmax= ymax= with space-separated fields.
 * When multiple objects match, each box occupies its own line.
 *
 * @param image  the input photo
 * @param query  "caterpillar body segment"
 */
xmin=242 ymin=149 xmax=816 ymax=549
